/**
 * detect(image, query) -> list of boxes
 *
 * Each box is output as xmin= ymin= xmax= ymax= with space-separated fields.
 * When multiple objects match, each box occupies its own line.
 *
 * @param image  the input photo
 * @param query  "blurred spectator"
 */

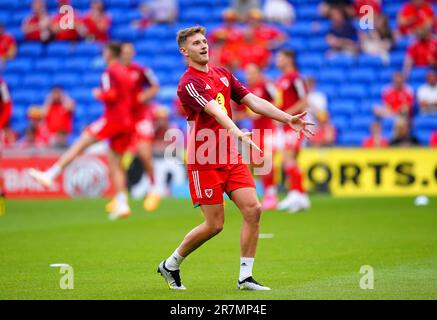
xmin=0 ymin=77 xmax=13 ymax=148
xmin=306 ymin=77 xmax=328 ymax=124
xmin=22 ymin=0 xmax=51 ymax=42
xmin=359 ymin=14 xmax=394 ymax=64
xmin=430 ymin=131 xmax=437 ymax=147
xmin=81 ymin=0 xmax=111 ymax=42
xmin=389 ymin=116 xmax=419 ymax=146
xmin=310 ymin=111 xmax=336 ymax=147
xmin=223 ymin=28 xmax=271 ymax=70
xmin=262 ymin=0 xmax=295 ymax=25
xmin=397 ymin=0 xmax=434 ymax=36
xmin=0 ymin=23 xmax=16 ymax=64
xmin=50 ymin=0 xmax=82 ymax=41
xmin=319 ymin=0 xmax=354 ymax=17
xmin=41 ymin=86 xmax=75 ymax=148
xmin=326 ymin=8 xmax=360 ymax=55
xmin=403 ymin=27 xmax=437 ymax=76
xmin=374 ymin=72 xmax=414 ymax=119
xmin=133 ymin=0 xmax=177 ymax=28
xmin=362 ymin=121 xmax=389 ymax=148
xmin=0 ymin=125 xmax=17 ymax=148
xmin=354 ymin=0 xmax=381 ymax=18
xmin=232 ymin=0 xmax=260 ymax=21
xmin=20 ymin=106 xmax=50 ymax=148
xmin=209 ymin=9 xmax=243 ymax=65
xmin=247 ymin=9 xmax=286 ymax=50
xmin=418 ymin=70 xmax=437 ymax=114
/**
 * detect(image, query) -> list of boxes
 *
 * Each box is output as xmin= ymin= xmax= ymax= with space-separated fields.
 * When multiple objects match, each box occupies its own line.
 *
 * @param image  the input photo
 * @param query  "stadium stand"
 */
xmin=1 ymin=0 xmax=437 ymax=146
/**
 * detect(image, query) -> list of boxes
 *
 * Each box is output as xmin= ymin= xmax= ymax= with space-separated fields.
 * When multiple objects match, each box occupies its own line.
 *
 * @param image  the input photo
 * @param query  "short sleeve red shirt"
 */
xmin=407 ymin=37 xmax=437 ymax=66
xmin=99 ymin=62 xmax=133 ymax=127
xmin=0 ymin=33 xmax=15 ymax=58
xmin=126 ymin=62 xmax=159 ymax=117
xmin=382 ymin=85 xmax=414 ymax=114
xmin=82 ymin=13 xmax=111 ymax=42
xmin=51 ymin=13 xmax=81 ymax=41
xmin=45 ymin=102 xmax=73 ymax=134
xmin=275 ymin=71 xmax=307 ymax=113
xmin=0 ymin=77 xmax=12 ymax=129
xmin=246 ymin=81 xmax=275 ymax=130
xmin=354 ymin=0 xmax=381 ymax=17
xmin=177 ymin=65 xmax=250 ymax=170
xmin=398 ymin=3 xmax=434 ymax=35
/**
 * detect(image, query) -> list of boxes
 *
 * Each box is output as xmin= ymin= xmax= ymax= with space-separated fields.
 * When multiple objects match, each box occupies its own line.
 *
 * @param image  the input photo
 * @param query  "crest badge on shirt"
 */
xmin=220 ymin=77 xmax=229 ymax=87
xmin=205 ymin=189 xmax=213 ymax=198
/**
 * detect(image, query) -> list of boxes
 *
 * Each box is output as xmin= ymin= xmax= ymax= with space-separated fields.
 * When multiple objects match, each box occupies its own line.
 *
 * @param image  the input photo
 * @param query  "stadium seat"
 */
xmin=35 ymin=58 xmax=62 ymax=72
xmin=23 ymin=74 xmax=52 ymax=88
xmin=319 ymin=69 xmax=345 ymax=83
xmin=329 ymin=99 xmax=357 ymax=115
xmin=349 ymin=68 xmax=377 ymax=83
xmin=337 ymin=131 xmax=367 ymax=146
xmin=46 ymin=42 xmax=73 ymax=57
xmin=339 ymin=85 xmax=367 ymax=99
xmin=18 ymin=43 xmax=44 ymax=57
xmin=351 ymin=116 xmax=374 ymax=131
xmin=5 ymin=59 xmax=33 ymax=73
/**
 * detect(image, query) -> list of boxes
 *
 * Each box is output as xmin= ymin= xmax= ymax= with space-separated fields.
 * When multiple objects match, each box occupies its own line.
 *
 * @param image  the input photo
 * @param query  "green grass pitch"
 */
xmin=1 ymin=196 xmax=436 ymax=300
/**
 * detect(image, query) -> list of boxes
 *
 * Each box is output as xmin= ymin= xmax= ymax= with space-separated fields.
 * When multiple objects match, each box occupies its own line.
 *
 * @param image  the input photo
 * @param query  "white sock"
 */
xmin=116 ymin=192 xmax=128 ymax=206
xmin=165 ymin=249 xmax=185 ymax=271
xmin=239 ymin=257 xmax=254 ymax=282
xmin=46 ymin=164 xmax=61 ymax=180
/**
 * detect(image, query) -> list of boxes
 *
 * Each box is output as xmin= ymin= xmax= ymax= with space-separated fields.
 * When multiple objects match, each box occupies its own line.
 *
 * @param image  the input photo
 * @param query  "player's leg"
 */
xmin=225 ymin=163 xmax=270 ymax=290
xmin=107 ymin=132 xmax=132 ymax=220
xmin=258 ymin=131 xmax=277 ymax=210
xmin=28 ymin=131 xmax=96 ymax=187
xmin=278 ymin=147 xmax=310 ymax=213
xmin=158 ymin=203 xmax=225 ymax=290
xmin=158 ymin=169 xmax=225 ymax=290
xmin=230 ymin=187 xmax=270 ymax=290
xmin=137 ymin=140 xmax=160 ymax=212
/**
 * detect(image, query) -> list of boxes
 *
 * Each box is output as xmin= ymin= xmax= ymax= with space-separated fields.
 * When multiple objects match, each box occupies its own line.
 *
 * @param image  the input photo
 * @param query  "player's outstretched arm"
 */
xmin=204 ymin=100 xmax=262 ymax=153
xmin=241 ymin=93 xmax=315 ymax=138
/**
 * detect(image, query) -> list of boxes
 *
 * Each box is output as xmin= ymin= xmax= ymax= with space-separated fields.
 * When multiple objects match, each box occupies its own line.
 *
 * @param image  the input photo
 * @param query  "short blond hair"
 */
xmin=176 ymin=26 xmax=207 ymax=48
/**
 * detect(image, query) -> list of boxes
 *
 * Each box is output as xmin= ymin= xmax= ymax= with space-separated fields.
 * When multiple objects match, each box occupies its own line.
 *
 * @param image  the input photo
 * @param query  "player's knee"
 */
xmin=243 ymin=203 xmax=262 ymax=225
xmin=207 ymin=219 xmax=224 ymax=235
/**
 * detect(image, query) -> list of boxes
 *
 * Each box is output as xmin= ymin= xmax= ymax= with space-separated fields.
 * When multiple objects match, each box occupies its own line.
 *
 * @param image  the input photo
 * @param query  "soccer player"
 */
xmin=157 ymin=26 xmax=313 ymax=291
xmin=242 ymin=63 xmax=278 ymax=210
xmin=28 ymin=42 xmax=134 ymax=220
xmin=0 ymin=77 xmax=12 ymax=216
xmin=116 ymin=42 xmax=161 ymax=212
xmin=275 ymin=49 xmax=311 ymax=213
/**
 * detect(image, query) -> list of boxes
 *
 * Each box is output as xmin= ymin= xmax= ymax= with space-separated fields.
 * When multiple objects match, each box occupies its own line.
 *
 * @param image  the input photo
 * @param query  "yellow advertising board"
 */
xmin=298 ymin=148 xmax=437 ymax=197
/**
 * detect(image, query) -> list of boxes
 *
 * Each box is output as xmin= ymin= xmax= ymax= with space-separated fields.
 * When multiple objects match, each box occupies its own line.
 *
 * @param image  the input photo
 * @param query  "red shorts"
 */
xmin=85 ymin=117 xmax=132 ymax=154
xmin=133 ymin=115 xmax=154 ymax=142
xmin=283 ymin=127 xmax=302 ymax=153
xmin=188 ymin=163 xmax=256 ymax=206
xmin=251 ymin=128 xmax=274 ymax=165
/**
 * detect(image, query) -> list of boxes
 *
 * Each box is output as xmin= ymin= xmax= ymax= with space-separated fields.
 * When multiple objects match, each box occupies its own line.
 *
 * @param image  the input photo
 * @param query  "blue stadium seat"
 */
xmin=357 ymin=55 xmax=385 ymax=68
xmin=414 ymin=129 xmax=432 ymax=145
xmin=329 ymin=99 xmax=357 ymax=115
xmin=12 ymin=89 xmax=38 ymax=105
xmin=83 ymin=73 xmax=101 ymax=86
xmin=52 ymin=74 xmax=80 ymax=87
xmin=70 ymin=88 xmax=94 ymax=103
xmin=2 ymin=73 xmax=20 ymax=88
xmin=65 ymin=58 xmax=90 ymax=71
xmin=409 ymin=67 xmax=429 ymax=82
xmin=326 ymin=54 xmax=356 ymax=68
xmin=331 ymin=116 xmax=349 ymax=132
xmin=18 ymin=43 xmax=44 ymax=57
xmin=308 ymin=37 xmax=328 ymax=51
xmin=47 ymin=42 xmax=73 ymax=57
xmin=298 ymin=54 xmax=324 ymax=68
xmin=319 ymin=69 xmax=345 ymax=83
xmin=349 ymin=68 xmax=377 ymax=83
xmin=351 ymin=116 xmax=374 ymax=131
xmin=73 ymin=43 xmax=102 ymax=56
xmin=413 ymin=115 xmax=437 ymax=131
xmin=23 ymin=74 xmax=52 ymax=88
xmin=35 ymin=58 xmax=62 ymax=72
xmin=5 ymin=59 xmax=33 ymax=73
xmin=339 ymin=85 xmax=367 ymax=99
xmin=337 ymin=131 xmax=367 ymax=146
xmin=111 ymin=27 xmax=140 ymax=41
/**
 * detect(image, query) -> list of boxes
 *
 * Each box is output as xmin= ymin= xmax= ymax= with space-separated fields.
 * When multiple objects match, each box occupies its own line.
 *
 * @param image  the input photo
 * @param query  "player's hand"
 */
xmin=238 ymin=132 xmax=263 ymax=154
xmin=287 ymin=111 xmax=315 ymax=139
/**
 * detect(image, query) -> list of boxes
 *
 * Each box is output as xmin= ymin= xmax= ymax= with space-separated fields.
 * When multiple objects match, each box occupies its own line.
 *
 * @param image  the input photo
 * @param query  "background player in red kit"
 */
xmin=275 ymin=49 xmax=311 ymax=213
xmin=28 ymin=42 xmax=134 ymax=220
xmin=118 ymin=42 xmax=161 ymax=212
xmin=241 ymin=63 xmax=278 ymax=210
xmin=0 ymin=77 xmax=12 ymax=215
xmin=157 ymin=26 xmax=313 ymax=291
